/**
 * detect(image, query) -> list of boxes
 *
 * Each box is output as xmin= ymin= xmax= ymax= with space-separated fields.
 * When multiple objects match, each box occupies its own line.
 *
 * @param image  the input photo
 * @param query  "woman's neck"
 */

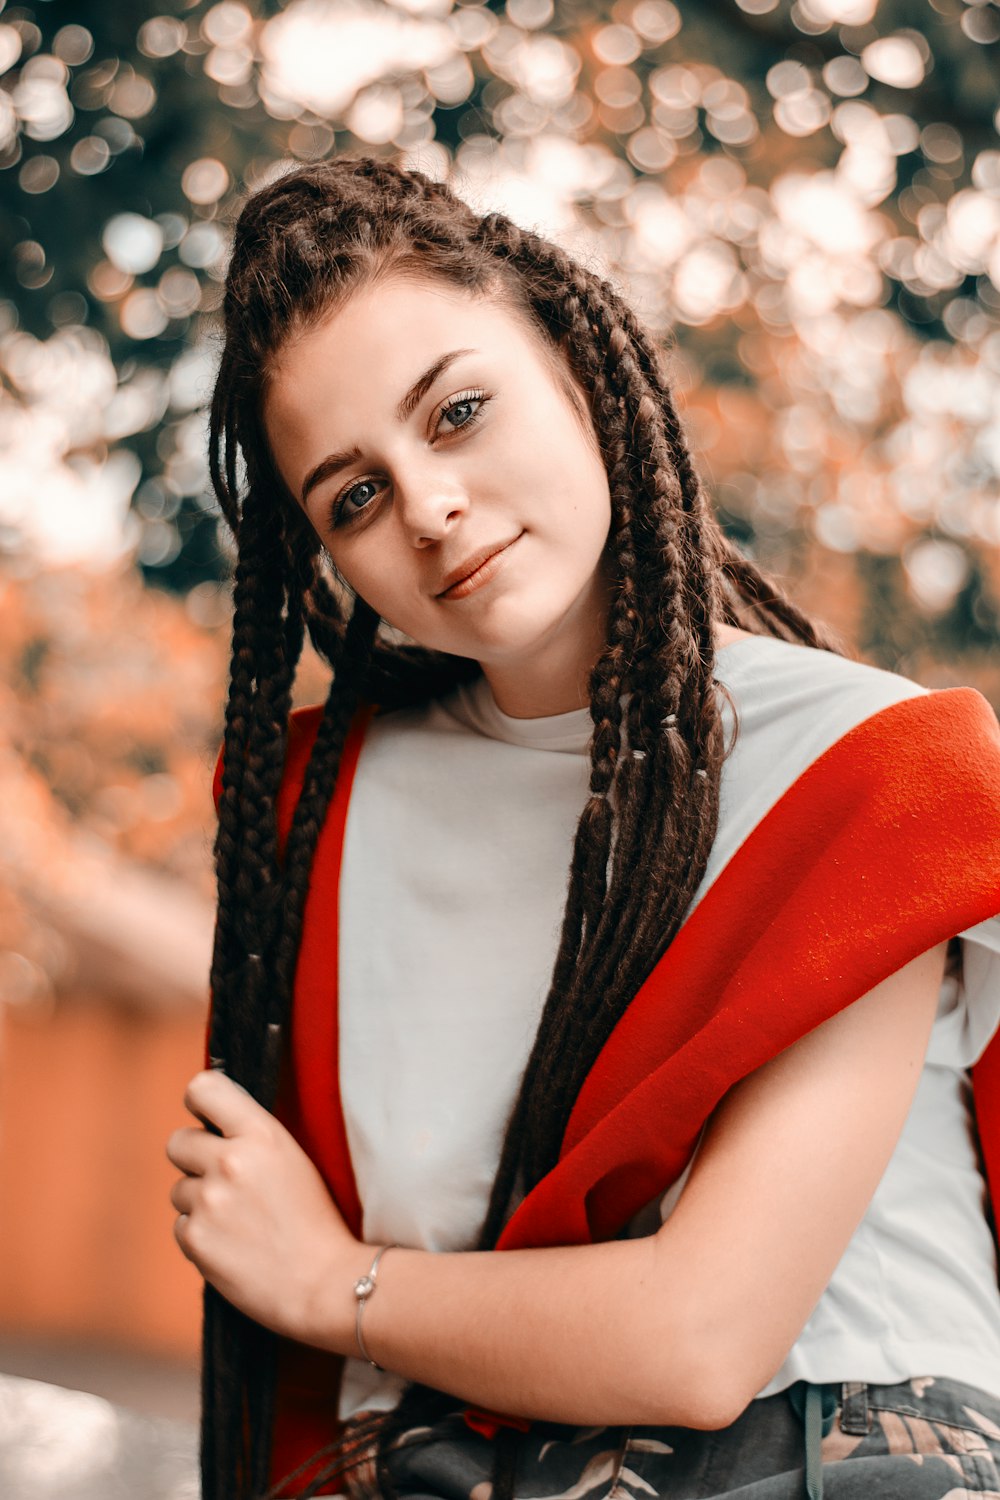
xmin=481 ymin=622 xmax=760 ymax=720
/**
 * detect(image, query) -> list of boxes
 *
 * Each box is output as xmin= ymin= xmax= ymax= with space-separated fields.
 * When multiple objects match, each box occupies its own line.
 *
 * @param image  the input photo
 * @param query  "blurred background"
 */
xmin=1 ymin=0 xmax=999 ymax=1491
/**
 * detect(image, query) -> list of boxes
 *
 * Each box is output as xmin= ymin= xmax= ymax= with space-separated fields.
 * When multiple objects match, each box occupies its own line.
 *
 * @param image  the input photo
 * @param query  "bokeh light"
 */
xmin=0 ymin=0 xmax=988 ymax=665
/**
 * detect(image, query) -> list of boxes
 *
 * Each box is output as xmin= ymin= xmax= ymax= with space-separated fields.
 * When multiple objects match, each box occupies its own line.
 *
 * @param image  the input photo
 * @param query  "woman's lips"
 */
xmin=437 ymin=533 xmax=522 ymax=600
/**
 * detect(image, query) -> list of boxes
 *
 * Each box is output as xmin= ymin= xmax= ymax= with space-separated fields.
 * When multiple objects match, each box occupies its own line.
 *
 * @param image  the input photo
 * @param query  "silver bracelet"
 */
xmin=353 ymin=1243 xmax=398 ymax=1371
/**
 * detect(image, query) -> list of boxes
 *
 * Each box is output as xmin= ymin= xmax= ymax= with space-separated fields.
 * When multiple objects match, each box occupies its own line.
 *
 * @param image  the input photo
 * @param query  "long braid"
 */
xmin=203 ymin=465 xmax=320 ymax=1498
xmin=463 ymin=213 xmax=726 ymax=1193
xmin=268 ymin=596 xmax=378 ymax=1052
xmin=467 ymin=401 xmax=645 ymax=1213
xmin=226 ymin=529 xmax=293 ymax=1080
xmin=206 ymin=502 xmax=269 ymax=1066
xmin=203 ymin=155 xmax=846 ymax=1500
xmin=204 ymin=367 xmax=280 ymax=1499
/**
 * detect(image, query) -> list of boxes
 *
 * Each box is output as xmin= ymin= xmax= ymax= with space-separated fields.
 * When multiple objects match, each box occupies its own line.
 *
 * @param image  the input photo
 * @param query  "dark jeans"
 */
xmin=340 ymin=1377 xmax=1000 ymax=1498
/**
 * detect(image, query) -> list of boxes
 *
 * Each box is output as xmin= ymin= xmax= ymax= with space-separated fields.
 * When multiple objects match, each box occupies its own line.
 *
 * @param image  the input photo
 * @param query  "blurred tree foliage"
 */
xmin=1 ymin=0 xmax=999 ymax=685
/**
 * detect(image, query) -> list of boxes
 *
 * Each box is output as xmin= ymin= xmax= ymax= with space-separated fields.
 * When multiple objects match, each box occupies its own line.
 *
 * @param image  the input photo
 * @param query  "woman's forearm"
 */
xmin=303 ymin=946 xmax=947 ymax=1435
xmin=168 ymin=1069 xmax=719 ymax=1428
xmin=318 ymin=1234 xmax=712 ymax=1429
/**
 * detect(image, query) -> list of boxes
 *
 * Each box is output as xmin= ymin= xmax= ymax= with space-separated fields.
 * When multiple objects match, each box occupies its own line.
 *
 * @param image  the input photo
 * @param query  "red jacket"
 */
xmin=212 ymin=685 xmax=1000 ymax=1495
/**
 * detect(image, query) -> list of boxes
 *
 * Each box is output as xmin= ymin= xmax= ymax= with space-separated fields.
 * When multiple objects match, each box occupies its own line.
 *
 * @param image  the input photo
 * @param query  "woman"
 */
xmin=166 ymin=155 xmax=1000 ymax=1500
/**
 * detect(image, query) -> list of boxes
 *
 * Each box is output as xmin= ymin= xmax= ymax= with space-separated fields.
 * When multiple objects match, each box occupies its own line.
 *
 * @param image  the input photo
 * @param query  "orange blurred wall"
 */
xmin=0 ymin=992 xmax=205 ymax=1360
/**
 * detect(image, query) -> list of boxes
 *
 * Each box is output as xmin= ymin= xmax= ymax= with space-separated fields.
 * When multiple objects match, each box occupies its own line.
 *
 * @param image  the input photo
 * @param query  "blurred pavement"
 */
xmin=0 ymin=1338 xmax=199 ymax=1422
xmin=0 ymin=1372 xmax=198 ymax=1500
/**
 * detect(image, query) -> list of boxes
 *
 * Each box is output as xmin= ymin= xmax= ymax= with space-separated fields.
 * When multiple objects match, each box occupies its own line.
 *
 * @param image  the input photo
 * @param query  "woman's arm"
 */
xmin=171 ymin=940 xmax=947 ymax=1430
xmin=333 ymin=939 xmax=947 ymax=1429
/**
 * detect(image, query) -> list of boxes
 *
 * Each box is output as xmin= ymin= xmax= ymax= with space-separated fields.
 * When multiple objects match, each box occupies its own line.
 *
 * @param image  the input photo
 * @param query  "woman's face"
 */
xmin=263 ymin=274 xmax=614 ymax=714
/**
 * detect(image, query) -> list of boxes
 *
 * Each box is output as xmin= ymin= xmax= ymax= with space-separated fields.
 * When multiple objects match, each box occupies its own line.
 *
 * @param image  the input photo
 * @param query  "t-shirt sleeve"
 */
xmin=929 ymin=916 xmax=1000 ymax=1068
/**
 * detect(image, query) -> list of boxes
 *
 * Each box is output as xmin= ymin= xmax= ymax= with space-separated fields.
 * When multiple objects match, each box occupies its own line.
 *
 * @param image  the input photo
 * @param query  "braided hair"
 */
xmin=204 ymin=154 xmax=843 ymax=1500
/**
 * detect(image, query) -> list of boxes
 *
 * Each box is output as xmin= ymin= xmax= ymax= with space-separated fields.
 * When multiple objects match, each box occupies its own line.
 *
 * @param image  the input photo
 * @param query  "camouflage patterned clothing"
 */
xmin=340 ymin=1377 xmax=1000 ymax=1499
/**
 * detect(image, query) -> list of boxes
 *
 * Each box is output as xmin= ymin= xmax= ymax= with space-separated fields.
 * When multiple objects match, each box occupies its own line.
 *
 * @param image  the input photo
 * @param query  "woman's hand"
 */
xmin=166 ymin=1069 xmax=360 ymax=1349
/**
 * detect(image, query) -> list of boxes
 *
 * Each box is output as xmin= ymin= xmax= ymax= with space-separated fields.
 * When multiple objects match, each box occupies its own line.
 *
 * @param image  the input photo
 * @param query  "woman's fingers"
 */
xmin=172 ymin=1210 xmax=195 ymax=1260
xmin=183 ymin=1068 xmax=264 ymax=1137
xmin=165 ymin=1124 xmax=216 ymax=1176
xmin=169 ymin=1175 xmax=198 ymax=1215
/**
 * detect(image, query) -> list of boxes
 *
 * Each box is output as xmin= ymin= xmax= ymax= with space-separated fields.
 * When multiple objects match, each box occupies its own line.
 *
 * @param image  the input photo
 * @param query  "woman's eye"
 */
xmin=336 ymin=478 xmax=381 ymax=522
xmin=437 ymin=391 xmax=488 ymax=433
xmin=330 ymin=392 xmax=489 ymax=528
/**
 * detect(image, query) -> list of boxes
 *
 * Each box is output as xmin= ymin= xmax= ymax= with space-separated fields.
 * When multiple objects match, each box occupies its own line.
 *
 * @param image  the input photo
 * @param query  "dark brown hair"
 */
xmin=205 ymin=153 xmax=842 ymax=1500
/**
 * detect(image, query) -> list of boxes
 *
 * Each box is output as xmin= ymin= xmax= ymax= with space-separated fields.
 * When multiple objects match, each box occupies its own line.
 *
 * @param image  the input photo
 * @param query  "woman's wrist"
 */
xmin=351 ymin=1242 xmax=400 ymax=1369
xmin=299 ymin=1237 xmax=398 ymax=1357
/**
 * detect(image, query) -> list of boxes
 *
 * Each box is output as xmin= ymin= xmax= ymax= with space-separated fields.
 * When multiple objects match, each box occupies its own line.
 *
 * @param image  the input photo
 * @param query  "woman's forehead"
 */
xmin=312 ymin=274 xmax=521 ymax=348
xmin=267 ymin=276 xmax=543 ymax=406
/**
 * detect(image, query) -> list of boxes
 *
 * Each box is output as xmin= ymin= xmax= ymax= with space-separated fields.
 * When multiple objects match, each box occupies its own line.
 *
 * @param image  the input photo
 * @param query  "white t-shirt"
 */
xmin=335 ymin=635 xmax=1000 ymax=1418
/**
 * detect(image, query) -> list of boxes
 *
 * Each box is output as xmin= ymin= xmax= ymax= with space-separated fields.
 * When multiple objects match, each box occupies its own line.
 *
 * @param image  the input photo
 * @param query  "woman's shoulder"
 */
xmin=711 ymin=631 xmax=1000 ymax=847
xmin=716 ymin=628 xmax=927 ymax=702
xmin=714 ymin=630 xmax=931 ymax=759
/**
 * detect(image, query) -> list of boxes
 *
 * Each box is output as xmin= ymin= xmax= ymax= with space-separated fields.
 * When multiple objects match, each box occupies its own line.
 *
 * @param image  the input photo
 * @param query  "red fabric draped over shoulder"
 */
xmin=498 ymin=688 xmax=1000 ymax=1253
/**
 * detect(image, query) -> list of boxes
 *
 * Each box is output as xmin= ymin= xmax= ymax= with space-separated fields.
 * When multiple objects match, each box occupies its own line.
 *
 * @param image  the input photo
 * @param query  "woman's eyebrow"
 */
xmin=299 ymin=347 xmax=478 ymax=505
xmin=396 ymin=347 xmax=477 ymax=422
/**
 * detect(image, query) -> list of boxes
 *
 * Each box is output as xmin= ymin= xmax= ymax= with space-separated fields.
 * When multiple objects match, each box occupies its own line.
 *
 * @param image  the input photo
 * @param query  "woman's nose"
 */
xmin=395 ymin=466 xmax=470 ymax=545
